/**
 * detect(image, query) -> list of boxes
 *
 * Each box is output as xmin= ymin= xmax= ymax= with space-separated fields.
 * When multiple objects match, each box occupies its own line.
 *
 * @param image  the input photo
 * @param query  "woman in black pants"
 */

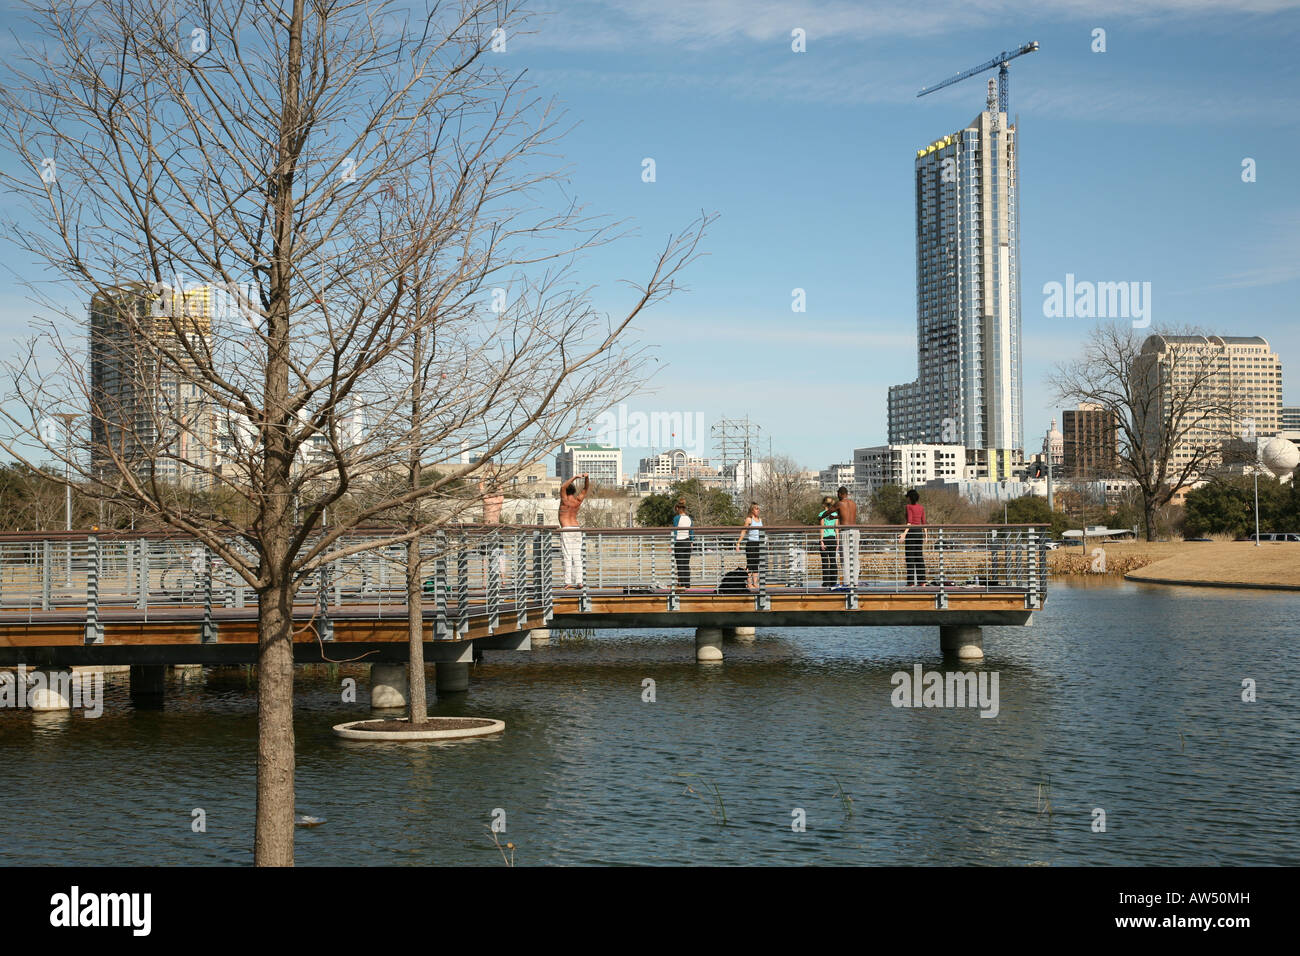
xmin=898 ymin=489 xmax=927 ymax=586
xmin=671 ymin=501 xmax=693 ymax=588
xmin=734 ymin=503 xmax=764 ymax=590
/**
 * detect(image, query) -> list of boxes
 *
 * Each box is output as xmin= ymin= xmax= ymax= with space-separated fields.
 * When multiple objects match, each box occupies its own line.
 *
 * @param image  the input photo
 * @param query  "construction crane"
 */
xmin=917 ymin=41 xmax=1039 ymax=115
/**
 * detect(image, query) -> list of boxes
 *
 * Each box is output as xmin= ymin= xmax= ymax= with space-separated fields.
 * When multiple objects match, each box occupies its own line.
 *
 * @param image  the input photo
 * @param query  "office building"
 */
xmin=1061 ymin=403 xmax=1118 ymax=478
xmin=555 ymin=443 xmax=622 ymax=489
xmin=819 ymin=463 xmax=855 ymax=495
xmin=1135 ymin=335 xmax=1283 ymax=471
xmin=854 ymin=444 xmax=965 ymax=496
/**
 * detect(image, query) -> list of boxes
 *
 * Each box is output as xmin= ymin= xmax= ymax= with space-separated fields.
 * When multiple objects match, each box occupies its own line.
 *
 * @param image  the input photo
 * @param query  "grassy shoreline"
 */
xmin=1050 ymin=540 xmax=1300 ymax=589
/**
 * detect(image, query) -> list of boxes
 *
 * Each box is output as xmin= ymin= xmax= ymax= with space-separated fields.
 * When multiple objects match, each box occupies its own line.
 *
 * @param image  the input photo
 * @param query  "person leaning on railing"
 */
xmin=817 ymin=496 xmax=838 ymax=588
xmin=897 ymin=489 xmax=927 ymax=587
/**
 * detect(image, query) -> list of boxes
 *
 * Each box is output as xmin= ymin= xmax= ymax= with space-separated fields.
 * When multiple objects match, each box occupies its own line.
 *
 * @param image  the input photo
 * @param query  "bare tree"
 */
xmin=0 ymin=0 xmax=708 ymax=864
xmin=1051 ymin=324 xmax=1246 ymax=540
xmin=753 ymin=453 xmax=818 ymax=524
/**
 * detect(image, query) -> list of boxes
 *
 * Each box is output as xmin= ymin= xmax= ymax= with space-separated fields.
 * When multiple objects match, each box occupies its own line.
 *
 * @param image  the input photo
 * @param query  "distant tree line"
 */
xmin=1183 ymin=476 xmax=1300 ymax=538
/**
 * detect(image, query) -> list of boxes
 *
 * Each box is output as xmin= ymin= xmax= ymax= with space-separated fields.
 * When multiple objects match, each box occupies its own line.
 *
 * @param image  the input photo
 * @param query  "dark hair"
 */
xmin=906 ymin=489 xmax=920 ymax=504
xmin=837 ymin=486 xmax=848 ymax=497
xmin=674 ymin=500 xmax=686 ymax=511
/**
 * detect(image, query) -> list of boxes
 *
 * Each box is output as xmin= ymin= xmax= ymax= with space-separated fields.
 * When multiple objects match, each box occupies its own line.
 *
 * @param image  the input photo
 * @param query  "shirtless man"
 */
xmin=831 ymin=486 xmax=859 ymax=587
xmin=558 ymin=473 xmax=590 ymax=587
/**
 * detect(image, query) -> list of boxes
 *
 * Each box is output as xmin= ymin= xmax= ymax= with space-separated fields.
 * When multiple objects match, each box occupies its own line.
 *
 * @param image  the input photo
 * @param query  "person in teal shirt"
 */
xmin=817 ymin=496 xmax=839 ymax=588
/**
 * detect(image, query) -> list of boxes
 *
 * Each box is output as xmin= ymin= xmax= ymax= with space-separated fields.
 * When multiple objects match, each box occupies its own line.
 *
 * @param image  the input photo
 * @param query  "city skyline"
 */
xmin=1 ymin=1 xmax=1298 ymax=474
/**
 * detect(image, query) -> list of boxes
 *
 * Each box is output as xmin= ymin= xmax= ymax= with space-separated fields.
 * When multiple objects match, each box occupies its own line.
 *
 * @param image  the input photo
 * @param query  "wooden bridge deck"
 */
xmin=0 ymin=586 xmax=1036 ymax=666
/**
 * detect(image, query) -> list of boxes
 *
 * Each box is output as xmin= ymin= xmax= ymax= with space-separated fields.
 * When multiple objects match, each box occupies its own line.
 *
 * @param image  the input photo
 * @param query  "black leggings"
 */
xmin=905 ymin=528 xmax=926 ymax=585
xmin=745 ymin=539 xmax=762 ymax=573
xmin=820 ymin=537 xmax=838 ymax=587
xmin=673 ymin=540 xmax=692 ymax=588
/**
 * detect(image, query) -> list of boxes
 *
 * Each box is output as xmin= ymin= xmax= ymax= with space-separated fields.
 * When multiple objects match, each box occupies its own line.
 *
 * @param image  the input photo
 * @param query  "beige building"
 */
xmin=854 ymin=444 xmax=966 ymax=495
xmin=1135 ymin=335 xmax=1283 ymax=473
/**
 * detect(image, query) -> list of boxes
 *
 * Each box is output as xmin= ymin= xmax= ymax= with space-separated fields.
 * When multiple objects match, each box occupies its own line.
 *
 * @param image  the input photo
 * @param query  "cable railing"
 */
xmin=0 ymin=524 xmax=1047 ymax=639
xmin=0 ymin=528 xmax=559 ymax=643
xmin=560 ymin=524 xmax=1048 ymax=611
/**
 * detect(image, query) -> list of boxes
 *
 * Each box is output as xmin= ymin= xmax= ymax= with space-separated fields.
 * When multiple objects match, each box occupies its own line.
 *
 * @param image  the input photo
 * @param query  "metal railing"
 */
xmin=559 ymin=524 xmax=1048 ymax=609
xmin=0 ymin=528 xmax=558 ymax=642
xmin=0 ymin=524 xmax=1048 ymax=639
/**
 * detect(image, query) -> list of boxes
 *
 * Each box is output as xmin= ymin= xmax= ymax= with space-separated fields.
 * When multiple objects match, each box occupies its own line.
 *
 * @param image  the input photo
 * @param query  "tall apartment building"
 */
xmin=555 ymin=443 xmax=622 ymax=489
xmin=854 ymin=444 xmax=965 ymax=496
xmin=1134 ymin=335 xmax=1283 ymax=471
xmin=888 ymin=86 xmax=1023 ymax=478
xmin=1061 ymin=402 xmax=1118 ymax=478
xmin=90 ymin=282 xmax=216 ymax=488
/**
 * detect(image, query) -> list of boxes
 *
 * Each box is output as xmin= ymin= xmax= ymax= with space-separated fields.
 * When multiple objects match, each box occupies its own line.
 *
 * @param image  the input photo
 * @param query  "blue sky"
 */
xmin=505 ymin=0 xmax=1300 ymax=470
xmin=2 ymin=0 xmax=1298 ymax=474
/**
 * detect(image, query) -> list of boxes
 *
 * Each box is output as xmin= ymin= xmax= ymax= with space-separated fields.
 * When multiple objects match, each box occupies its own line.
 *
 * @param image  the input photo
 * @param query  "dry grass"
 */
xmin=1125 ymin=541 xmax=1300 ymax=588
xmin=1050 ymin=539 xmax=1300 ymax=588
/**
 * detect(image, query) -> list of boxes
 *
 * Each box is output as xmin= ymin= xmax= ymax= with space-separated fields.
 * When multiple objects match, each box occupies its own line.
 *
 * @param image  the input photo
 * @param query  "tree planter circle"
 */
xmin=332 ymin=716 xmax=505 ymax=741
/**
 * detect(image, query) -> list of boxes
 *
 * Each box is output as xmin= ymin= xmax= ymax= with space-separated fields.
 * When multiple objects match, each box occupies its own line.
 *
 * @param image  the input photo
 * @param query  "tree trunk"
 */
xmin=1143 ymin=497 xmax=1157 ymax=542
xmin=254 ymin=579 xmax=296 ymax=866
xmin=407 ymin=532 xmax=428 ymax=724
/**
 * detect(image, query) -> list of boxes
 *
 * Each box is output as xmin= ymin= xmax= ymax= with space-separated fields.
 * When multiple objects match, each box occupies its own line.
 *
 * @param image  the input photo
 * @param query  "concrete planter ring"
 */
xmin=333 ymin=717 xmax=505 ymax=741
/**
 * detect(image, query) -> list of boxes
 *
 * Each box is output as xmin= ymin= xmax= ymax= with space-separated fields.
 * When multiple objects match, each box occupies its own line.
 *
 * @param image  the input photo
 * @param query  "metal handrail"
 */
xmin=0 ymin=524 xmax=1049 ymax=635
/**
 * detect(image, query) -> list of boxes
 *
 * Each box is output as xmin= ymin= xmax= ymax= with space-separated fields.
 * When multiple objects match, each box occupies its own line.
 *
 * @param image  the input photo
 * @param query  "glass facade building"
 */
xmin=889 ymin=102 xmax=1023 ymax=477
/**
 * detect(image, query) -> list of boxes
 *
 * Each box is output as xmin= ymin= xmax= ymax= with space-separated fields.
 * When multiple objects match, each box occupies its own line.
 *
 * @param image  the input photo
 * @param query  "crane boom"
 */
xmin=917 ymin=41 xmax=1039 ymax=115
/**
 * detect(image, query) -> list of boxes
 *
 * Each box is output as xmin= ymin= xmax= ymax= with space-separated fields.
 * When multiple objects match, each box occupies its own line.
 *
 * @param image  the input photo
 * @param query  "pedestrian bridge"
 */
xmin=0 ymin=525 xmax=1048 ymax=670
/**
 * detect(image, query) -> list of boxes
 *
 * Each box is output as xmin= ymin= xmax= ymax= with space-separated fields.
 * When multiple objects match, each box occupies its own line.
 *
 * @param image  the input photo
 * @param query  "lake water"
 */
xmin=2 ymin=580 xmax=1297 ymax=866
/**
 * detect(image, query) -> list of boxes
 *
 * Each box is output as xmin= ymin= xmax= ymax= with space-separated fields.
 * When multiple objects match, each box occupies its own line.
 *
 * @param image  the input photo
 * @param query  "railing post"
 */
xmin=531 ymin=530 xmax=543 ymax=620
xmin=845 ymin=530 xmax=858 ymax=609
xmin=200 ymin=546 xmax=218 ymax=643
xmin=435 ymin=531 xmax=449 ymax=640
xmin=1039 ymin=526 xmax=1049 ymax=605
xmin=41 ymin=540 xmax=51 ymax=611
xmin=515 ymin=532 xmax=528 ymax=631
xmin=756 ymin=532 xmax=770 ymax=611
xmin=1026 ymin=527 xmax=1042 ymax=609
xmin=316 ymin=562 xmax=333 ymax=642
xmin=84 ymin=534 xmax=102 ymax=644
xmin=456 ymin=534 xmax=469 ymax=638
xmin=543 ymin=530 xmax=553 ymax=623
xmin=136 ymin=539 xmax=149 ymax=611
xmin=935 ymin=527 xmax=948 ymax=610
xmin=579 ymin=531 xmax=591 ymax=613
xmin=487 ymin=528 xmax=501 ymax=634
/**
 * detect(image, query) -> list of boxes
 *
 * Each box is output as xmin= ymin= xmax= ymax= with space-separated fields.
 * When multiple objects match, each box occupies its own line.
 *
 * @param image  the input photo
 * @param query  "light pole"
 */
xmin=52 ymin=412 xmax=79 ymax=531
xmin=51 ymin=412 xmax=79 ymax=589
xmin=1253 ymin=463 xmax=1261 ymax=548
